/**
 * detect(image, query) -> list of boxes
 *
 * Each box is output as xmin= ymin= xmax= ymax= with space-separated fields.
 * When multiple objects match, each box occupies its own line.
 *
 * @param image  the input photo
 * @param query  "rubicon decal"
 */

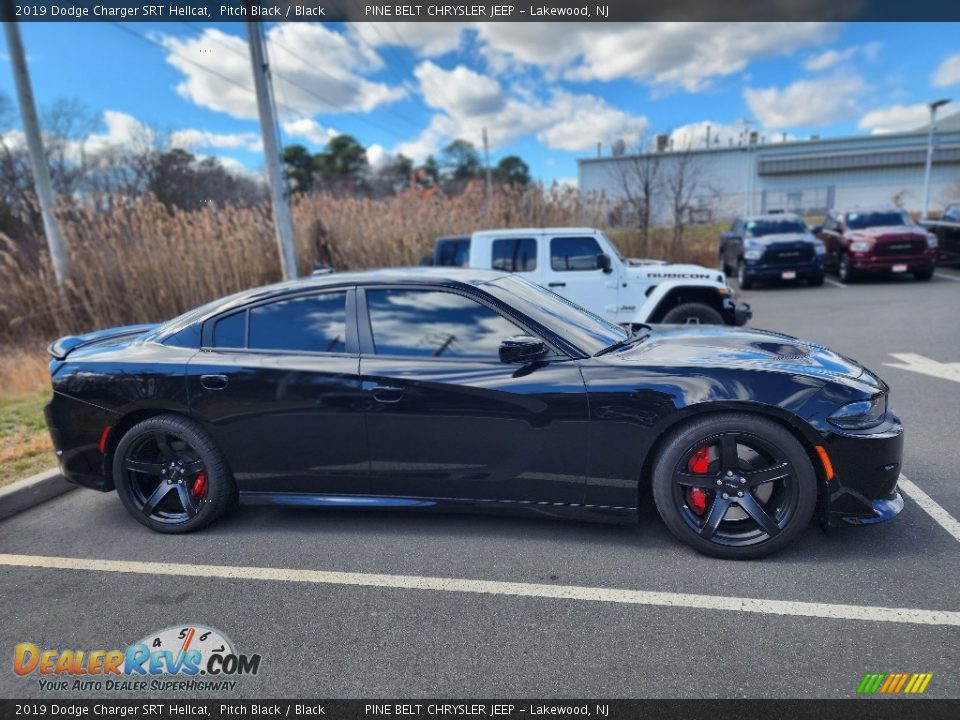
xmin=13 ymin=625 xmax=261 ymax=693
xmin=857 ymin=672 xmax=933 ymax=695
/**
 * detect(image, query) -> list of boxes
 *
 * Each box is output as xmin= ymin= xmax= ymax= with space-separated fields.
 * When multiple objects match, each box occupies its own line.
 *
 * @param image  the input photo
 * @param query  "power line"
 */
xmin=114 ymin=22 xmax=410 ymax=142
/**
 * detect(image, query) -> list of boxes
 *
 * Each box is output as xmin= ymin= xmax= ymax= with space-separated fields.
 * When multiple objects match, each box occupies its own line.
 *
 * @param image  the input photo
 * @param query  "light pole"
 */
xmin=921 ymin=98 xmax=951 ymax=220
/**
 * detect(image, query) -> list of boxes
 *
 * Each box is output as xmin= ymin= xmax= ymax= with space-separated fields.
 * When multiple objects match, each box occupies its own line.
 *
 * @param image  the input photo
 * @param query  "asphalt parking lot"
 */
xmin=1 ymin=268 xmax=959 ymax=700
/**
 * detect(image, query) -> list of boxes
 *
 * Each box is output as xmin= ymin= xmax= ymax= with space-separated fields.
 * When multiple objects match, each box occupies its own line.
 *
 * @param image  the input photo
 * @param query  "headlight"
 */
xmin=743 ymin=239 xmax=763 ymax=260
xmin=850 ymin=241 xmax=872 ymax=252
xmin=813 ymin=240 xmax=826 ymax=255
xmin=828 ymin=394 xmax=887 ymax=430
xmin=927 ymin=233 xmax=938 ymax=248
xmin=744 ymin=250 xmax=763 ymax=260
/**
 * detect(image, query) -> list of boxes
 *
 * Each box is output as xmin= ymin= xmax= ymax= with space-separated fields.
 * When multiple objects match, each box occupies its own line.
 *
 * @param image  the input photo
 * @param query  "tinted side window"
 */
xmin=214 ymin=312 xmax=245 ymax=348
xmin=551 ymin=236 xmax=602 ymax=271
xmin=248 ymin=293 xmax=348 ymax=353
xmin=436 ymin=239 xmax=470 ymax=267
xmin=491 ymin=238 xmax=537 ymax=272
xmin=366 ymin=289 xmax=520 ymax=359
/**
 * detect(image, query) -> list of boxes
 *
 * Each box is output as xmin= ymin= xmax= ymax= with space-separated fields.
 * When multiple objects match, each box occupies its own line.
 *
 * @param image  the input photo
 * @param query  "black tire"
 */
xmin=651 ymin=413 xmax=817 ymax=559
xmin=807 ymin=272 xmax=825 ymax=287
xmin=837 ymin=254 xmax=856 ymax=283
xmin=661 ymin=302 xmax=724 ymax=325
xmin=113 ymin=414 xmax=236 ymax=534
xmin=914 ymin=267 xmax=934 ymax=281
xmin=736 ymin=260 xmax=753 ymax=290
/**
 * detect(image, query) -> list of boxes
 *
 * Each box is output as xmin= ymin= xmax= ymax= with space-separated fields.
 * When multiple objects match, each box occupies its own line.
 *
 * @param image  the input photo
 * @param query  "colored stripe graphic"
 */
xmin=857 ymin=672 xmax=932 ymax=694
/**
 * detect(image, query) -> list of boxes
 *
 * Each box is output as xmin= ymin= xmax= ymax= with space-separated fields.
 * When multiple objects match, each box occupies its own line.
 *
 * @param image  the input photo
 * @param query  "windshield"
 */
xmin=482 ymin=275 xmax=627 ymax=355
xmin=847 ymin=211 xmax=910 ymax=229
xmin=745 ymin=219 xmax=807 ymax=237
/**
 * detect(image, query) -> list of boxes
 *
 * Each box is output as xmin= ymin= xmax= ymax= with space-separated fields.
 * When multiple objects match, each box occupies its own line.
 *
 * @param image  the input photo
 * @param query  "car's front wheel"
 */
xmin=661 ymin=302 xmax=724 ymax=325
xmin=113 ymin=415 xmax=236 ymax=533
xmin=837 ymin=254 xmax=857 ymax=283
xmin=736 ymin=260 xmax=753 ymax=290
xmin=651 ymin=413 xmax=817 ymax=559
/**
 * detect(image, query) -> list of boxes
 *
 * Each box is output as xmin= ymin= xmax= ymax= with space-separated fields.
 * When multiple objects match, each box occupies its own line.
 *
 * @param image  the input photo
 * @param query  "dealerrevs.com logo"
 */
xmin=13 ymin=625 xmax=262 ymax=693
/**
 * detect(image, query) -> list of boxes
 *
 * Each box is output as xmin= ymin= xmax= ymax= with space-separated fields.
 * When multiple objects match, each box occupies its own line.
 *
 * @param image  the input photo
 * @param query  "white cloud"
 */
xmin=744 ymin=74 xmax=865 ymax=129
xmin=159 ymin=26 xmax=405 ymax=120
xmin=366 ymin=143 xmax=391 ymax=169
xmin=349 ymin=22 xmax=468 ymax=57
xmin=395 ymin=62 xmax=648 ymax=161
xmin=170 ymin=128 xmax=260 ymax=151
xmin=281 ymin=118 xmax=338 ymax=146
xmin=84 ymin=110 xmax=155 ymax=154
xmin=932 ymin=53 xmax=960 ymax=87
xmin=858 ymin=102 xmax=958 ymax=134
xmin=478 ymin=23 xmax=834 ymax=92
xmin=803 ymin=42 xmax=881 ymax=72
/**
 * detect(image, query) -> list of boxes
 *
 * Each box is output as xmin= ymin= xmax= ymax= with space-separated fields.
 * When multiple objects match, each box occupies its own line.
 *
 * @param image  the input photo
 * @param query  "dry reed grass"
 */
xmin=0 ymin=183 xmax=718 ymax=348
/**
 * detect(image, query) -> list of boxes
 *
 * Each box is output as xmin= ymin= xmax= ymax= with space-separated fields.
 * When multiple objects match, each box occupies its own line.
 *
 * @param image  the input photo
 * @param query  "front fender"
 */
xmin=628 ymin=281 xmax=729 ymax=324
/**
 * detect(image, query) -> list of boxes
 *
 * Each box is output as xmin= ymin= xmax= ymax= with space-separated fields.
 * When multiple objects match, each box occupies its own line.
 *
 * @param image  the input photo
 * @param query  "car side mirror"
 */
xmin=597 ymin=253 xmax=612 ymax=273
xmin=499 ymin=335 xmax=547 ymax=364
xmin=811 ymin=225 xmax=823 ymax=234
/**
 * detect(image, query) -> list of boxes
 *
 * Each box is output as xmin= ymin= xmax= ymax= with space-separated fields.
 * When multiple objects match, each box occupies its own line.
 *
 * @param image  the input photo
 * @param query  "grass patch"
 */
xmin=0 ymin=389 xmax=56 ymax=488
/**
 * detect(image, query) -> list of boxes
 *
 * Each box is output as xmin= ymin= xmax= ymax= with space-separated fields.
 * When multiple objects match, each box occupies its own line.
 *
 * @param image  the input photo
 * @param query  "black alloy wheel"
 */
xmin=113 ymin=415 xmax=235 ymax=533
xmin=652 ymin=414 xmax=817 ymax=559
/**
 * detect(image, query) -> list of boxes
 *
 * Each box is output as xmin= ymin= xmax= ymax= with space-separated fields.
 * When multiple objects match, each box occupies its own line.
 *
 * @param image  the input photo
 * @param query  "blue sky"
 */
xmin=3 ymin=21 xmax=959 ymax=184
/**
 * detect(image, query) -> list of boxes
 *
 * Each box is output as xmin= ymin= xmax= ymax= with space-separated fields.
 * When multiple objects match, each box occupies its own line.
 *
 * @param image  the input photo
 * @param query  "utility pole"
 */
xmin=246 ymin=20 xmax=298 ymax=280
xmin=4 ymin=20 xmax=70 ymax=290
xmin=482 ymin=127 xmax=492 ymax=204
xmin=922 ymin=98 xmax=951 ymax=220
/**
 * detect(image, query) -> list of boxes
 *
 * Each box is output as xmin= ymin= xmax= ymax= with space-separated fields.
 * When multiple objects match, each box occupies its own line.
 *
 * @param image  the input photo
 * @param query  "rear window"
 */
xmin=247 ymin=293 xmax=348 ymax=354
xmin=491 ymin=238 xmax=537 ymax=272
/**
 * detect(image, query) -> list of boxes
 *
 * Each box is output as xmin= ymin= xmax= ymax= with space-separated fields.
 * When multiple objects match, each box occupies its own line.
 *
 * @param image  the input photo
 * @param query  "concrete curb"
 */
xmin=0 ymin=468 xmax=75 ymax=521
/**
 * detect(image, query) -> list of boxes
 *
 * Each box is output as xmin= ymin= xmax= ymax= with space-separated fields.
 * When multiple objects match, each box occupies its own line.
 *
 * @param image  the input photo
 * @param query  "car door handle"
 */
xmin=548 ymin=282 xmax=566 ymax=288
xmin=371 ymin=385 xmax=404 ymax=403
xmin=200 ymin=374 xmax=228 ymax=390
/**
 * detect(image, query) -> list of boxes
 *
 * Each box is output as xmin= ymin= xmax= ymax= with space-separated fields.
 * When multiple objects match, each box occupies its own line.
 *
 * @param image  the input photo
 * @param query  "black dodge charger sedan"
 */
xmin=44 ymin=269 xmax=904 ymax=559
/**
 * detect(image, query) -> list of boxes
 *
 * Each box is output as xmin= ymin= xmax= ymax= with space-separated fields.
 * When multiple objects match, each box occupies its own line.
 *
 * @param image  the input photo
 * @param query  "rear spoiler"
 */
xmin=47 ymin=324 xmax=159 ymax=360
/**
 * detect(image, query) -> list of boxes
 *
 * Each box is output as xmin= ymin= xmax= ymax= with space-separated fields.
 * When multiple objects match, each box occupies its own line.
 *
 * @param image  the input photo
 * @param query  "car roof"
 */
xmin=472 ymin=227 xmax=598 ymax=236
xmin=740 ymin=213 xmax=803 ymax=222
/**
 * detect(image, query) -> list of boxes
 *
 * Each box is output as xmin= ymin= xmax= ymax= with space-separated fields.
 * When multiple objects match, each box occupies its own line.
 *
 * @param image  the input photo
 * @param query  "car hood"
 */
xmin=848 ymin=225 xmax=926 ymax=239
xmin=618 ymin=325 xmax=875 ymax=385
xmin=623 ymin=260 xmax=725 ymax=283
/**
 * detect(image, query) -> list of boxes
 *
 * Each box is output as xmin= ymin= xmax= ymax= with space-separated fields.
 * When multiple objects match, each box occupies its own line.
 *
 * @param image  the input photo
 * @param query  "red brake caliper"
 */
xmin=192 ymin=471 xmax=207 ymax=499
xmin=686 ymin=446 xmax=710 ymax=516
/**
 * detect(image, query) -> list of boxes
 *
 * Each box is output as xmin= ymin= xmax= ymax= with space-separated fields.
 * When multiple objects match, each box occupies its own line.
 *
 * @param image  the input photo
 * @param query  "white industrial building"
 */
xmin=578 ymin=112 xmax=960 ymax=222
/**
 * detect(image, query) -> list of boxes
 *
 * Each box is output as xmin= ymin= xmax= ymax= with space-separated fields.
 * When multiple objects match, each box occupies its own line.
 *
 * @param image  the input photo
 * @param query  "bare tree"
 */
xmin=663 ymin=145 xmax=717 ymax=245
xmin=608 ymin=135 xmax=662 ymax=245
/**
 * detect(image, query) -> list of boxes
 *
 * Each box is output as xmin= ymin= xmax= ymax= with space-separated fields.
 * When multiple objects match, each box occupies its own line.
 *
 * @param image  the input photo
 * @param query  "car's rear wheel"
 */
xmin=661 ymin=302 xmax=724 ymax=325
xmin=113 ymin=415 xmax=235 ymax=533
xmin=651 ymin=413 xmax=817 ymax=559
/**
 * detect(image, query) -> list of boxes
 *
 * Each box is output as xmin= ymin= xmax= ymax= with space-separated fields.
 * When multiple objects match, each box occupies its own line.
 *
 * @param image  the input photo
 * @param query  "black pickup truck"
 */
xmin=920 ymin=204 xmax=960 ymax=265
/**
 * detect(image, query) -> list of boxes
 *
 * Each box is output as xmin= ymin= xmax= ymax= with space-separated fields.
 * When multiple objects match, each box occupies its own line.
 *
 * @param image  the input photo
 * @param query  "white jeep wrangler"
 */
xmin=426 ymin=228 xmax=751 ymax=327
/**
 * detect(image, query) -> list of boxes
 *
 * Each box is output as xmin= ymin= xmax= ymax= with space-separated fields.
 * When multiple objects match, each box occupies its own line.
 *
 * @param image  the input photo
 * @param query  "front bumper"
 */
xmin=821 ymin=415 xmax=905 ymax=527
xmin=848 ymin=252 xmax=935 ymax=274
xmin=742 ymin=258 xmax=824 ymax=280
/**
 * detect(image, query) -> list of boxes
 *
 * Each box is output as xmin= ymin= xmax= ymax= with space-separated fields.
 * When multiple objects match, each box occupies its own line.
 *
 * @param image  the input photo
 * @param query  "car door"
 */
xmin=357 ymin=284 xmax=590 ymax=505
xmin=542 ymin=235 xmax=618 ymax=318
xmin=186 ymin=288 xmax=368 ymax=495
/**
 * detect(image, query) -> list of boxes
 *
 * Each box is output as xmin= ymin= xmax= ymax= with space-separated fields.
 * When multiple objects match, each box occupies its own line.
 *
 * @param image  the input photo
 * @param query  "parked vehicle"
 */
xmin=719 ymin=213 xmax=826 ymax=289
xmin=427 ymin=227 xmax=751 ymax=327
xmin=418 ymin=236 xmax=469 ymax=267
xmin=814 ymin=207 xmax=938 ymax=282
xmin=919 ymin=204 xmax=960 ymax=265
xmin=45 ymin=268 xmax=903 ymax=559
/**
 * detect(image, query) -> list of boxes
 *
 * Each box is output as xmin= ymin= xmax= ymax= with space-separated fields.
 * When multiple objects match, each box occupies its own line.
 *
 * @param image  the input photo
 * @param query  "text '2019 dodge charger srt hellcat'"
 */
xmin=45 ymin=269 xmax=904 ymax=559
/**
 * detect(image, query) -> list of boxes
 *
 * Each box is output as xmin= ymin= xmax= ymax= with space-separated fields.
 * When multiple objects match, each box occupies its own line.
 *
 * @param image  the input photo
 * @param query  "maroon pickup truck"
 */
xmin=815 ymin=207 xmax=938 ymax=282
